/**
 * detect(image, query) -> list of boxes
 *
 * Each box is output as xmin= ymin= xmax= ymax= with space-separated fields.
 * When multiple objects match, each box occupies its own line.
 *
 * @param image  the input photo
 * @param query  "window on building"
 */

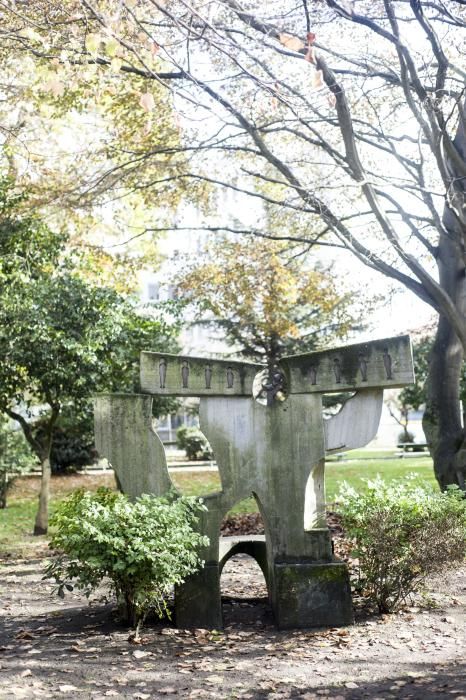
xmin=147 ymin=282 xmax=159 ymax=300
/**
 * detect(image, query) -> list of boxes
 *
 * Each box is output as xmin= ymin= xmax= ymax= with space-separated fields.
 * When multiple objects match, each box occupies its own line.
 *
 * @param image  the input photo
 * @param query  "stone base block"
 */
xmin=272 ymin=561 xmax=353 ymax=629
xmin=175 ymin=565 xmax=222 ymax=629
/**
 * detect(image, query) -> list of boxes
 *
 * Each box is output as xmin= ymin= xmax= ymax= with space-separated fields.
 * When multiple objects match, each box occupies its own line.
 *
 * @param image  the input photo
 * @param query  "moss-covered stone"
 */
xmin=273 ymin=562 xmax=353 ymax=629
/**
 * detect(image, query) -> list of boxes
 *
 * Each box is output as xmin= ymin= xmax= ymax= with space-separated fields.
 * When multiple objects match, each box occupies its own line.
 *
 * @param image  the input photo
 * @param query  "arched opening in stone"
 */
xmin=219 ymin=495 xmax=273 ymax=628
xmin=304 ymin=459 xmax=327 ymax=530
xmin=220 ymin=553 xmax=271 ymax=628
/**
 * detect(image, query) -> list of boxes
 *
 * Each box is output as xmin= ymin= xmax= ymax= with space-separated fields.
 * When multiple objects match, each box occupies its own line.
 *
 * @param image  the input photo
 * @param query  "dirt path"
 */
xmin=0 ymin=554 xmax=465 ymax=699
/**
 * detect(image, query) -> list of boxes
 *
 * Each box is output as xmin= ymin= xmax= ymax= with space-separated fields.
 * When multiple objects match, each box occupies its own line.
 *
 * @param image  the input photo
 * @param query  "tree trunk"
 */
xmin=423 ymin=96 xmax=466 ymax=490
xmin=34 ymin=453 xmax=52 ymax=535
xmin=423 ymin=311 xmax=465 ymax=490
xmin=6 ymin=405 xmax=59 ymax=533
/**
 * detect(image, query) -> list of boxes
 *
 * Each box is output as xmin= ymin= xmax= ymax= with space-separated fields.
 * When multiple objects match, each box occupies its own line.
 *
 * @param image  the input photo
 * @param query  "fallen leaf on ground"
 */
xmin=132 ymin=650 xmax=152 ymax=659
xmin=205 ymin=675 xmax=224 ymax=684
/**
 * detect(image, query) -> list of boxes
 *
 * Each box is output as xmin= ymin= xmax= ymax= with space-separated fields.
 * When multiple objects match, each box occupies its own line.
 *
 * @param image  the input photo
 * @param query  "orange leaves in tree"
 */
xmin=278 ymin=33 xmax=305 ymax=52
xmin=175 ymin=237 xmax=356 ymax=359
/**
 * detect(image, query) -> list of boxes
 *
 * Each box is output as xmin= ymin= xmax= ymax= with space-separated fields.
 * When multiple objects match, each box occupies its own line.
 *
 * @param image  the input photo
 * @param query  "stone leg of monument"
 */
xmin=174 ymin=492 xmax=226 ymax=629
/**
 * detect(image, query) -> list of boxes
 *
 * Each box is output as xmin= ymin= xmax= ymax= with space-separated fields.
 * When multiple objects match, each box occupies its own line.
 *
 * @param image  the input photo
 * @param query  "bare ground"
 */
xmin=0 ymin=550 xmax=465 ymax=700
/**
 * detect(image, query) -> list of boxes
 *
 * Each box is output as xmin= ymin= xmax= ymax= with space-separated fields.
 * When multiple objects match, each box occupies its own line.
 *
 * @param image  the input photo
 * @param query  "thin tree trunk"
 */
xmin=33 ymin=453 xmax=52 ymax=535
xmin=6 ymin=404 xmax=59 ymax=533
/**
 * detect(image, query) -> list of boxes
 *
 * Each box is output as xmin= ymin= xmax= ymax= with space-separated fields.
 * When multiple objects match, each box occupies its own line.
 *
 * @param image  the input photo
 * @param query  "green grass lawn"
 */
xmin=0 ymin=472 xmax=117 ymax=557
xmin=0 ymin=455 xmax=437 ymax=556
xmin=173 ymin=455 xmax=437 ymax=512
xmin=325 ymin=456 xmax=435 ymax=502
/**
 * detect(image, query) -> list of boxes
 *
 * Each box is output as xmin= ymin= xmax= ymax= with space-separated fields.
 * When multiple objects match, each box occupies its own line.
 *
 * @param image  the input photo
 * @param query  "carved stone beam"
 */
xmin=280 ymin=335 xmax=414 ymax=395
xmin=140 ymin=337 xmax=413 ymax=409
xmin=140 ymin=352 xmax=262 ymax=396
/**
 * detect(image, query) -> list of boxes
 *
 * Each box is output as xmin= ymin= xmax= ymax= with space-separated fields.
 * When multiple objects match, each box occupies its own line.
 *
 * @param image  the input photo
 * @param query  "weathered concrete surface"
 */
xmin=93 ymin=394 xmax=173 ymax=500
xmin=141 ymin=335 xmax=414 ymax=398
xmin=198 ymin=395 xmax=329 ymax=562
xmin=175 ymin=565 xmax=223 ymax=629
xmin=273 ymin=561 xmax=353 ymax=629
xmin=219 ymin=536 xmax=268 ymax=579
xmin=281 ymin=334 xmax=414 ymax=393
xmin=140 ymin=352 xmax=262 ymax=397
xmin=324 ymin=389 xmax=384 ymax=454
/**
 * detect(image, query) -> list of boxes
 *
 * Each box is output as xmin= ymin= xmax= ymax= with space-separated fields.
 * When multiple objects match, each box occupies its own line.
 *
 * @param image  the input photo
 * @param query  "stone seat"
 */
xmin=219 ymin=535 xmax=268 ymax=582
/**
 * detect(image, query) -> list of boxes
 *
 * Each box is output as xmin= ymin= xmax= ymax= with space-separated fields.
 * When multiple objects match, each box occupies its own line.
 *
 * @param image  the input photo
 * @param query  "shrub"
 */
xmin=337 ymin=476 xmax=466 ymax=613
xmin=176 ymin=426 xmax=213 ymax=461
xmin=397 ymin=430 xmax=415 ymax=445
xmin=0 ymin=421 xmax=36 ymax=508
xmin=33 ymin=409 xmax=96 ymax=474
xmin=45 ymin=488 xmax=209 ymax=638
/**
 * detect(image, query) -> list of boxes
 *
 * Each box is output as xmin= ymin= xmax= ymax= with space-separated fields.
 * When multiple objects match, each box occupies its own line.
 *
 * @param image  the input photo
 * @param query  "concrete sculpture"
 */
xmin=94 ymin=335 xmax=414 ymax=629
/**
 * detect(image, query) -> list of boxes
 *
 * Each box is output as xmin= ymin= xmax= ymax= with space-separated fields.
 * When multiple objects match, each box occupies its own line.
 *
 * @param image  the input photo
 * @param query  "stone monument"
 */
xmin=94 ymin=335 xmax=414 ymax=629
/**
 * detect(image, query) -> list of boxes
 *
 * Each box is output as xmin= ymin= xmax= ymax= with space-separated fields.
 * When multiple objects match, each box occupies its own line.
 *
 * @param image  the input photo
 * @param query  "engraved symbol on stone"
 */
xmin=383 ymin=349 xmax=392 ymax=379
xmin=181 ymin=361 xmax=189 ymax=388
xmin=205 ymin=364 xmax=212 ymax=389
xmin=333 ymin=358 xmax=342 ymax=384
xmin=309 ymin=366 xmax=317 ymax=385
xmin=358 ymin=354 xmax=368 ymax=382
xmin=226 ymin=367 xmax=234 ymax=388
xmin=159 ymin=358 xmax=167 ymax=389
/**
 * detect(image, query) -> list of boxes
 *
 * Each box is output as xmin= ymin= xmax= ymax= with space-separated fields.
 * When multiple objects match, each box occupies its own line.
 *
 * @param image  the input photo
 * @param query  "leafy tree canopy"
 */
xmin=0 ymin=177 xmax=180 ymax=531
xmin=176 ymin=236 xmax=367 ymax=363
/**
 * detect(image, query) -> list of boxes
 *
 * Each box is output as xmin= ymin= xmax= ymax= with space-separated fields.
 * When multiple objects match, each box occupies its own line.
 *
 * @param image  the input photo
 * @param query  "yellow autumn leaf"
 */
xmin=105 ymin=37 xmax=119 ymax=58
xmin=85 ymin=33 xmax=101 ymax=55
xmin=175 ymin=236 xmax=360 ymax=361
xmin=110 ymin=57 xmax=123 ymax=73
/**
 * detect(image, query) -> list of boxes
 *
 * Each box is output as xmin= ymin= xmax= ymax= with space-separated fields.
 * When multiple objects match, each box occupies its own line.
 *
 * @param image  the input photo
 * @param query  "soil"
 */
xmin=0 ymin=538 xmax=465 ymax=700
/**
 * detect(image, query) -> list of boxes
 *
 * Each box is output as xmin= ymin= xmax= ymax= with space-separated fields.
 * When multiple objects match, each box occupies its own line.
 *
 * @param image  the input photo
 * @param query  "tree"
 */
xmin=0 ymin=8 xmax=209 ymax=290
xmin=0 ymin=179 xmax=179 ymax=533
xmin=387 ymin=335 xmax=433 ymax=443
xmin=176 ymin=236 xmax=365 ymax=363
xmin=0 ymin=418 xmax=36 ymax=509
xmin=33 ymin=302 xmax=181 ymax=474
xmin=389 ymin=333 xmax=466 ymax=444
xmin=4 ymin=1 xmax=466 ymax=488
